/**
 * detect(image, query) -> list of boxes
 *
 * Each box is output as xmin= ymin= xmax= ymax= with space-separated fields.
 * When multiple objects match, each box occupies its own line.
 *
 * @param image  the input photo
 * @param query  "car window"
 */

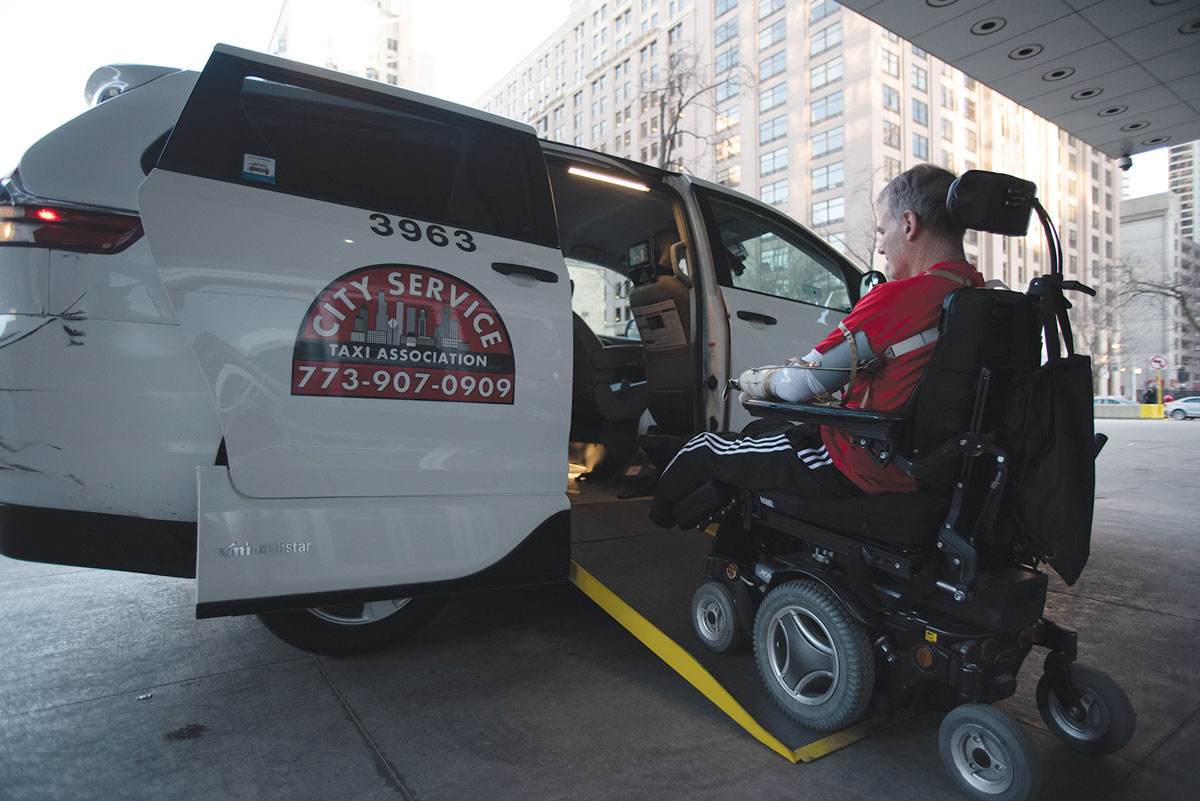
xmin=698 ymin=188 xmax=854 ymax=311
xmin=157 ymin=52 xmax=557 ymax=248
xmin=568 ymin=260 xmax=639 ymax=340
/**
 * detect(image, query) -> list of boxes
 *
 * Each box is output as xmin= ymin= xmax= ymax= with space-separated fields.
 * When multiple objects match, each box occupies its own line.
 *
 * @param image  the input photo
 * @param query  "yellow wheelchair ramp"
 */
xmin=569 ymin=512 xmax=904 ymax=763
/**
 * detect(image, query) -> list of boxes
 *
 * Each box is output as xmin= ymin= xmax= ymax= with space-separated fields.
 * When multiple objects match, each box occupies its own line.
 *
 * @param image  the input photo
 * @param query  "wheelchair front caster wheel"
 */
xmin=691 ymin=581 xmax=744 ymax=653
xmin=939 ymin=703 xmax=1041 ymax=801
xmin=1036 ymin=663 xmax=1135 ymax=755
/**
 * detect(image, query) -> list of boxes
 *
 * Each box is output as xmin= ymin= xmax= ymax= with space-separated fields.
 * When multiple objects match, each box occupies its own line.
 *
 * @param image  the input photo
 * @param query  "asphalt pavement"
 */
xmin=1 ymin=418 xmax=1197 ymax=801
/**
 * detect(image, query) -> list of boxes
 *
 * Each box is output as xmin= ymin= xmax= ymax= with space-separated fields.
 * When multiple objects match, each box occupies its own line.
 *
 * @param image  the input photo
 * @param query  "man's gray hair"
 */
xmin=877 ymin=164 xmax=965 ymax=240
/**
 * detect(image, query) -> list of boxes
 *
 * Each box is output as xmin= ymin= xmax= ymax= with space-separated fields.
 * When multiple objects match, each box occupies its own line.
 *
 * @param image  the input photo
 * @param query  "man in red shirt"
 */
xmin=650 ymin=164 xmax=984 ymax=527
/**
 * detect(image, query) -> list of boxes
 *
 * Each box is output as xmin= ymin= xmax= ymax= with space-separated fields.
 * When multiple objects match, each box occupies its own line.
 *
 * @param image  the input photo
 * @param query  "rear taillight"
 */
xmin=0 ymin=204 xmax=143 ymax=254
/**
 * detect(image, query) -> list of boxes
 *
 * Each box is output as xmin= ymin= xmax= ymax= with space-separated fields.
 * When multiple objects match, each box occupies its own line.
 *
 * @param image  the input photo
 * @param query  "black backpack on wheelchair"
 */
xmin=684 ymin=172 xmax=1133 ymax=801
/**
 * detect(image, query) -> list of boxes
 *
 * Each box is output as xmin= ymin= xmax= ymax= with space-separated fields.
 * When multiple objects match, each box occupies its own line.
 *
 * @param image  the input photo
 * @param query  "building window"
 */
xmin=760 ymin=146 xmax=788 ymax=176
xmin=812 ymin=197 xmax=845 ymax=226
xmin=716 ymin=134 xmax=741 ymax=161
xmin=883 ymin=85 xmax=900 ymax=113
xmin=941 ymin=118 xmax=953 ymax=142
xmin=812 ymin=125 xmax=844 ymax=158
xmin=914 ymin=133 xmax=929 ymax=159
xmin=760 ymin=50 xmax=786 ymax=80
xmin=966 ymin=129 xmax=977 ymax=152
xmin=963 ymin=97 xmax=976 ymax=121
xmin=715 ymin=17 xmax=738 ymax=46
xmin=812 ymin=90 xmax=843 ymax=123
xmin=883 ymin=120 xmax=901 ymax=149
xmin=809 ymin=0 xmax=838 ymax=23
xmin=717 ymin=164 xmax=742 ymax=187
xmin=913 ymin=98 xmax=928 ymax=125
xmin=941 ymin=150 xmax=954 ymax=172
xmin=912 ymin=45 xmax=928 ymax=58
xmin=759 ymin=19 xmax=786 ymax=51
xmin=811 ymin=21 xmax=842 ymax=57
xmin=812 ymin=161 xmax=844 ymax=192
xmin=716 ymin=104 xmax=740 ymax=131
xmin=941 ymin=85 xmax=955 ymax=111
xmin=761 ymin=179 xmax=789 ymax=206
xmin=912 ymin=65 xmax=927 ymax=92
xmin=760 ymin=82 xmax=786 ymax=112
xmin=881 ymin=49 xmax=899 ymax=78
xmin=823 ymin=232 xmax=847 ymax=253
xmin=716 ymin=44 xmax=739 ymax=74
xmin=387 ymin=38 xmax=398 ymax=51
xmin=811 ymin=56 xmax=843 ymax=90
xmin=760 ymin=0 xmax=785 ymax=18
xmin=884 ymin=156 xmax=902 ymax=180
xmin=716 ymin=0 xmax=738 ymax=18
xmin=716 ymin=76 xmax=740 ymax=103
xmin=669 ymin=23 xmax=684 ymax=44
xmin=760 ymin=115 xmax=787 ymax=144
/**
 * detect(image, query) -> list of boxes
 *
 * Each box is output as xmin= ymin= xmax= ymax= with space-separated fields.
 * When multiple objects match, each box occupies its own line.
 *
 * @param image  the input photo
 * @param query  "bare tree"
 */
xmin=1117 ymin=255 xmax=1200 ymax=338
xmin=645 ymin=43 xmax=754 ymax=172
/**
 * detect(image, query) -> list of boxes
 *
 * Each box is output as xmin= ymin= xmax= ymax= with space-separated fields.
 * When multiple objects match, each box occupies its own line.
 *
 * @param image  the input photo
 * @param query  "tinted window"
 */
xmin=158 ymin=52 xmax=556 ymax=248
xmin=698 ymin=188 xmax=855 ymax=311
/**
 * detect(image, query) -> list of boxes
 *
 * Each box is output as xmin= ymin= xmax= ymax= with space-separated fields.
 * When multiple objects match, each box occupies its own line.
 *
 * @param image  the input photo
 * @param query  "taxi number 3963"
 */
xmin=369 ymin=213 xmax=476 ymax=252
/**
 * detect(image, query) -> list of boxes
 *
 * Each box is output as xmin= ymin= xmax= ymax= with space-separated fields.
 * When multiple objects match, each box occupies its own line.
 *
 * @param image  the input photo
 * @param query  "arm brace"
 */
xmin=735 ymin=330 xmax=876 ymax=402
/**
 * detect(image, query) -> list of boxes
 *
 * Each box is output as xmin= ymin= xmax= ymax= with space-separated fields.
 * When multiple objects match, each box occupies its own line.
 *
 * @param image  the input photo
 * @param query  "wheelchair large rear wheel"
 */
xmin=1035 ymin=663 xmax=1135 ymax=755
xmin=753 ymin=579 xmax=873 ymax=730
xmin=939 ymin=703 xmax=1041 ymax=801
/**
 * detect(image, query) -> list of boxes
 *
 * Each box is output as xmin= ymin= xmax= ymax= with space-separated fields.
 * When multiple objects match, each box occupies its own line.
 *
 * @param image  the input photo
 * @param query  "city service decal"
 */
xmin=292 ymin=264 xmax=515 ymax=404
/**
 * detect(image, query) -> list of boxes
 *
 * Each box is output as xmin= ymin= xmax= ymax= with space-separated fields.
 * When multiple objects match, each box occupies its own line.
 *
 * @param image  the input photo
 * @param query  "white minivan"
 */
xmin=0 ymin=46 xmax=865 ymax=654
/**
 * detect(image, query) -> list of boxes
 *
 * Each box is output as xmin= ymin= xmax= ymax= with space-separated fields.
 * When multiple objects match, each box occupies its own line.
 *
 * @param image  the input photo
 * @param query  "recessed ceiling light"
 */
xmin=1071 ymin=87 xmax=1103 ymax=100
xmin=1043 ymin=67 xmax=1075 ymax=81
xmin=970 ymin=17 xmax=1006 ymax=35
xmin=1121 ymin=121 xmax=1152 ymax=132
xmin=1098 ymin=105 xmax=1128 ymax=117
xmin=1009 ymin=44 xmax=1044 ymax=60
xmin=926 ymin=0 xmax=959 ymax=7
xmin=1142 ymin=136 xmax=1171 ymax=146
xmin=1179 ymin=19 xmax=1200 ymax=34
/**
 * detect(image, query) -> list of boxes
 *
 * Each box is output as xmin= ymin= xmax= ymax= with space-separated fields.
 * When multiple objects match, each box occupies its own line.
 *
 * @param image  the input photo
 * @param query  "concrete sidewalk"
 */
xmin=1 ymin=419 xmax=1197 ymax=800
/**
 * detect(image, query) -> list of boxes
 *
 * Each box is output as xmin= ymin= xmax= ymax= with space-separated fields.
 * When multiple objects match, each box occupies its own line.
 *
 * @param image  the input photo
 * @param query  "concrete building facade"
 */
xmin=1168 ymin=141 xmax=1199 ymax=245
xmin=1120 ymin=192 xmax=1200 ymax=396
xmin=268 ymin=0 xmax=431 ymax=93
xmin=478 ymin=0 xmax=1124 ymax=392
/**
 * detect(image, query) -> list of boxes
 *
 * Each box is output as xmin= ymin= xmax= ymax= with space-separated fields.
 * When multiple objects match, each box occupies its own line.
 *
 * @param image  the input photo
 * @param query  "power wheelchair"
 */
xmin=679 ymin=172 xmax=1133 ymax=801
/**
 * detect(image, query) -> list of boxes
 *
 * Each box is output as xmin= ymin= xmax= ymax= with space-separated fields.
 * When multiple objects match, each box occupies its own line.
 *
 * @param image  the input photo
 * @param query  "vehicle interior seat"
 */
xmin=570 ymin=283 xmax=647 ymax=472
xmin=628 ymin=227 xmax=695 ymax=466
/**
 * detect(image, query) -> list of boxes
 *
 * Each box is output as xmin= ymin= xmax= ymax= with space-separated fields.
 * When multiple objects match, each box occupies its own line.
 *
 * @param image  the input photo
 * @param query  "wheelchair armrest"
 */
xmin=742 ymin=398 xmax=903 ymax=441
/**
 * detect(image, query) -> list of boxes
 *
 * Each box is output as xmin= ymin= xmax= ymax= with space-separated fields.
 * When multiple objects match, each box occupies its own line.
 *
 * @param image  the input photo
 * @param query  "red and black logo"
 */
xmin=292 ymin=264 xmax=515 ymax=404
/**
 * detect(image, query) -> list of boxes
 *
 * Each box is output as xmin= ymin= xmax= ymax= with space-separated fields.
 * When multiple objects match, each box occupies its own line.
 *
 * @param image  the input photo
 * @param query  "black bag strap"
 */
xmin=1034 ymin=274 xmax=1075 ymax=360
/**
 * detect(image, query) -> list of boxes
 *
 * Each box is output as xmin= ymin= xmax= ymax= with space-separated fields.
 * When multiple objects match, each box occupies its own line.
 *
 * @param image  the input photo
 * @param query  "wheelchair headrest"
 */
xmin=946 ymin=170 xmax=1036 ymax=236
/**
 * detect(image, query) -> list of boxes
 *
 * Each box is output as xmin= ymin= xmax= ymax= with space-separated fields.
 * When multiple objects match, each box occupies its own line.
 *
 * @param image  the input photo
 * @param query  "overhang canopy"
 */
xmin=841 ymin=0 xmax=1200 ymax=158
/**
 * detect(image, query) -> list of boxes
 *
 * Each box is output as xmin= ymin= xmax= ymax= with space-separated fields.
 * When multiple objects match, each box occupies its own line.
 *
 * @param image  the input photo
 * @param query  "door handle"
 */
xmin=737 ymin=310 xmax=777 ymax=325
xmin=492 ymin=262 xmax=559 ymax=283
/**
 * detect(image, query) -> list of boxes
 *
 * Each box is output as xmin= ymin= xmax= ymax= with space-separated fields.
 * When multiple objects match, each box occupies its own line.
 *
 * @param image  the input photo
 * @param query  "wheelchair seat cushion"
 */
xmin=758 ymin=490 xmax=950 ymax=550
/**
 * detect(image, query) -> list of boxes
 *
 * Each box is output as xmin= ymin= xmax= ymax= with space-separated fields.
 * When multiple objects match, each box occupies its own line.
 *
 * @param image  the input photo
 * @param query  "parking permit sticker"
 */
xmin=242 ymin=153 xmax=276 ymax=184
xmin=291 ymin=264 xmax=515 ymax=404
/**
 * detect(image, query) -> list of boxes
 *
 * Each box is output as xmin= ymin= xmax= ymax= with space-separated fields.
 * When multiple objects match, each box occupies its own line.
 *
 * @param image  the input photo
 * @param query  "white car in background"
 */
xmin=1165 ymin=397 xmax=1200 ymax=420
xmin=1 ymin=46 xmax=863 ymax=654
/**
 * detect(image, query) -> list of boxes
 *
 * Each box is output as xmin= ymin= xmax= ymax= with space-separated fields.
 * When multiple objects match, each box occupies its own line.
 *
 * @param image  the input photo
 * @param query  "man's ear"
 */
xmin=901 ymin=209 xmax=919 ymax=240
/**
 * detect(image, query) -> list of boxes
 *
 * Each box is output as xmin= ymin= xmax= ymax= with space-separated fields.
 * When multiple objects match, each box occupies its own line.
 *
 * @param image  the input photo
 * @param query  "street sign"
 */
xmin=1149 ymin=355 xmax=1168 ymax=370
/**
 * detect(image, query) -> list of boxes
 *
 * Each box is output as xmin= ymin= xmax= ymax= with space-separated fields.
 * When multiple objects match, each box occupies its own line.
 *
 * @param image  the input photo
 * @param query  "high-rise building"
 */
xmin=1168 ymin=141 xmax=1199 ymax=244
xmin=1120 ymin=193 xmax=1200 ymax=395
xmin=268 ymin=0 xmax=431 ymax=93
xmin=479 ymin=0 xmax=1123 ymax=391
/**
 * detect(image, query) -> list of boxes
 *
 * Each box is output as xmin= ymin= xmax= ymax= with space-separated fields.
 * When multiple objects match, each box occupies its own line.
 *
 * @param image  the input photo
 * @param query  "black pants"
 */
xmin=649 ymin=426 xmax=864 ymax=528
